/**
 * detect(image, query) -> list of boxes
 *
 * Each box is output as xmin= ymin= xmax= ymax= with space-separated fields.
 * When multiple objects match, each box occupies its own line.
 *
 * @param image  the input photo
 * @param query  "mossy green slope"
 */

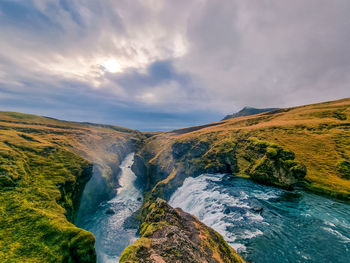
xmin=0 ymin=112 xmax=141 ymax=262
xmin=0 ymin=126 xmax=95 ymax=262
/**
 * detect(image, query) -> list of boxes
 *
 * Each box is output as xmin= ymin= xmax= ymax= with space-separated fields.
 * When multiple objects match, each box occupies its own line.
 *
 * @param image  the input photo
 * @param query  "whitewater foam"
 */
xmin=169 ymin=174 xmax=266 ymax=252
xmin=169 ymin=173 xmax=350 ymax=263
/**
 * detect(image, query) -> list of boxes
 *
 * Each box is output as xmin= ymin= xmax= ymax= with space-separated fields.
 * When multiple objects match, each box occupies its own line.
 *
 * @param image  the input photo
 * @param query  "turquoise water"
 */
xmin=169 ymin=174 xmax=350 ymax=263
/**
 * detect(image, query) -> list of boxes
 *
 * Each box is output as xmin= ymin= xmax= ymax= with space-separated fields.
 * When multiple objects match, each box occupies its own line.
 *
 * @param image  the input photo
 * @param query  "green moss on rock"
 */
xmin=247 ymin=139 xmax=306 ymax=188
xmin=120 ymin=199 xmax=245 ymax=263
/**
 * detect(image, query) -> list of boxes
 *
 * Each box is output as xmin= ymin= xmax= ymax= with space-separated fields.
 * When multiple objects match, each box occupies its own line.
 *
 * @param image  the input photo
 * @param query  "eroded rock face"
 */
xmin=120 ymin=198 xmax=245 ymax=263
xmin=245 ymin=138 xmax=307 ymax=188
xmin=137 ymin=135 xmax=306 ymax=205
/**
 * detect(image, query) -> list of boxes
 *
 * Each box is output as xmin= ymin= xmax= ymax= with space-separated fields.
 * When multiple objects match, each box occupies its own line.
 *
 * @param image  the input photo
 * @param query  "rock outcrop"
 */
xmin=246 ymin=138 xmax=306 ymax=188
xmin=120 ymin=198 xmax=245 ymax=263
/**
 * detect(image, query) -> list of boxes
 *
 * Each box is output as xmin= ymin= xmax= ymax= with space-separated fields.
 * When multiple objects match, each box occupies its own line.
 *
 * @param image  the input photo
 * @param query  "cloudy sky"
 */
xmin=0 ymin=0 xmax=349 ymax=130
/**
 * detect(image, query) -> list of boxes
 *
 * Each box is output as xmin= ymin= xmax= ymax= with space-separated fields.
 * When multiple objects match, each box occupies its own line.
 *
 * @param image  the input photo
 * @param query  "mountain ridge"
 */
xmin=222 ymin=106 xmax=280 ymax=120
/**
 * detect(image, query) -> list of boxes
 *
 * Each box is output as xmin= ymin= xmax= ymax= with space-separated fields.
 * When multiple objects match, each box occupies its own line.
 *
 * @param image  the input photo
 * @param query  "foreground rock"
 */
xmin=120 ymin=198 xmax=245 ymax=263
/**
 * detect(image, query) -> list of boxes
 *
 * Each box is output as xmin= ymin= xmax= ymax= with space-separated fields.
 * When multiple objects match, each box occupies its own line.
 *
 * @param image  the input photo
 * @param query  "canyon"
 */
xmin=0 ymin=98 xmax=349 ymax=262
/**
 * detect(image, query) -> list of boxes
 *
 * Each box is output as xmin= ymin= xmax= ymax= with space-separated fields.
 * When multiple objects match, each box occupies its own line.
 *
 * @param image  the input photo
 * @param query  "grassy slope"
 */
xmin=140 ymin=98 xmax=350 ymax=201
xmin=0 ymin=112 xmax=141 ymax=262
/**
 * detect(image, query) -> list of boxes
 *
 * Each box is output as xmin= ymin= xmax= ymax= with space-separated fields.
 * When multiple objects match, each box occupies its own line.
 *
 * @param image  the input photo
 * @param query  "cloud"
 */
xmin=177 ymin=0 xmax=350 ymax=110
xmin=105 ymin=60 xmax=200 ymax=108
xmin=0 ymin=0 xmax=349 ymax=130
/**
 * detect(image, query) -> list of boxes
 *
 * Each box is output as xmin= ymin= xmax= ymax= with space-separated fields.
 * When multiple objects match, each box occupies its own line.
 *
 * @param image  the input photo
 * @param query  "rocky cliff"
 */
xmin=133 ymin=132 xmax=307 ymax=208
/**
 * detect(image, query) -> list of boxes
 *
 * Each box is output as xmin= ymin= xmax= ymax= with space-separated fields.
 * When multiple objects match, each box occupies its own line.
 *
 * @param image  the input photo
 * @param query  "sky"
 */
xmin=0 ymin=0 xmax=349 ymax=131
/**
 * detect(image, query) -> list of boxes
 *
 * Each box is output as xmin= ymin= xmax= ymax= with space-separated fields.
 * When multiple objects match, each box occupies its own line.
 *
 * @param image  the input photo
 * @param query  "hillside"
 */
xmin=133 ymin=98 xmax=350 ymax=202
xmin=0 ymin=112 xmax=142 ymax=262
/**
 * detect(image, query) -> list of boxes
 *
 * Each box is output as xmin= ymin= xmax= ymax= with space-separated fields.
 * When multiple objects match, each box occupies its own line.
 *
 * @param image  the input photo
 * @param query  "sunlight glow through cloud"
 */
xmin=101 ymin=59 xmax=122 ymax=73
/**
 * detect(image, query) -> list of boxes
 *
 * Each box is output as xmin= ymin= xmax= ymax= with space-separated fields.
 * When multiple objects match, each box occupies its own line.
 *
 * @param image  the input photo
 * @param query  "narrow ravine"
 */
xmin=78 ymin=153 xmax=143 ymax=262
xmin=169 ymin=174 xmax=350 ymax=263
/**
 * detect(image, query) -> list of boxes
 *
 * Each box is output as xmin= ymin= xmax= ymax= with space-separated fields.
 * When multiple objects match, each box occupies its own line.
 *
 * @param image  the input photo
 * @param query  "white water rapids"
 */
xmin=79 ymin=153 xmax=143 ymax=263
xmin=169 ymin=173 xmax=350 ymax=263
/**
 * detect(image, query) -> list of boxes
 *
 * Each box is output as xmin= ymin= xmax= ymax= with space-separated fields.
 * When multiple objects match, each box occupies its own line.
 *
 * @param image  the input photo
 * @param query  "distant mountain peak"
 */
xmin=222 ymin=106 xmax=279 ymax=120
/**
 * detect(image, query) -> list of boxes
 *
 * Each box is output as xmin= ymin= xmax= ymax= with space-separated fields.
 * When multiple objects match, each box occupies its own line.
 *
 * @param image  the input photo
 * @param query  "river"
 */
xmin=78 ymin=153 xmax=142 ymax=263
xmin=169 ymin=174 xmax=350 ymax=263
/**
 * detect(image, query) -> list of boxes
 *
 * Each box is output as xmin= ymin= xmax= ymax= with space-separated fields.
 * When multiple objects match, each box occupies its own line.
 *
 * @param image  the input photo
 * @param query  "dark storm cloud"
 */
xmin=0 ymin=0 xmax=349 ymax=130
xmin=111 ymin=60 xmax=191 ymax=90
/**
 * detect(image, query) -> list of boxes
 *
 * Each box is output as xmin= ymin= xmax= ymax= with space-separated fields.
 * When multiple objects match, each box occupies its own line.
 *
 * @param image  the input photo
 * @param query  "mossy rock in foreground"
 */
xmin=120 ymin=198 xmax=245 ymax=263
